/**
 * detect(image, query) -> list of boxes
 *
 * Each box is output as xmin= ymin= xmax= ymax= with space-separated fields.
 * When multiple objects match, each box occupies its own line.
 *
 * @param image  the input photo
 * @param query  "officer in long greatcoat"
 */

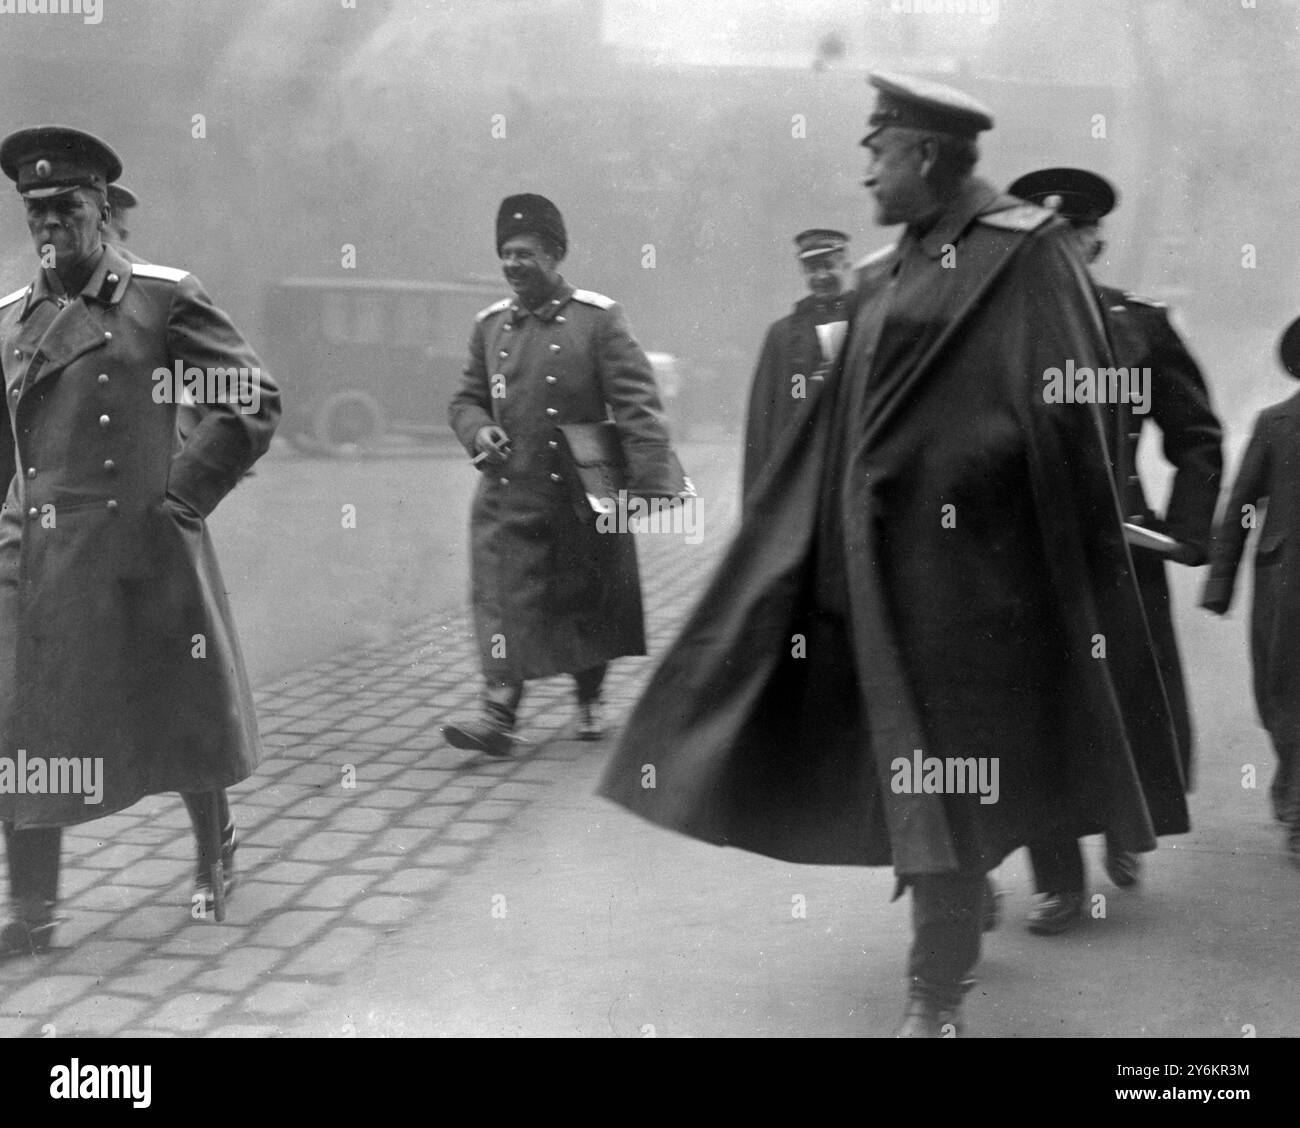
xmin=0 ymin=127 xmax=279 ymax=957
xmin=444 ymin=194 xmax=676 ymax=758
xmin=742 ymin=229 xmax=852 ymax=502
xmin=1203 ymin=316 xmax=1300 ymax=869
xmin=1007 ymin=168 xmax=1223 ymax=933
xmin=599 ymin=75 xmax=1186 ymax=1037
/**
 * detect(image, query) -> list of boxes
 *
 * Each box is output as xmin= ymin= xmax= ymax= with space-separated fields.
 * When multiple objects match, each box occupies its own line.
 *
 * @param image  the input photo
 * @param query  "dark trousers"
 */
xmin=906 ymin=871 xmax=985 ymax=1004
xmin=1027 ymin=837 xmax=1086 ymax=894
xmin=5 ymin=789 xmax=232 ymax=915
xmin=1272 ymin=741 xmax=1300 ymax=825
xmin=485 ymin=663 xmax=608 ymax=728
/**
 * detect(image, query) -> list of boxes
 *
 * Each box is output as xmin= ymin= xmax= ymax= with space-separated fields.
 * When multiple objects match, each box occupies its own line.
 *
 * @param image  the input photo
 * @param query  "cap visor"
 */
xmin=20 ymin=184 xmax=80 ymax=200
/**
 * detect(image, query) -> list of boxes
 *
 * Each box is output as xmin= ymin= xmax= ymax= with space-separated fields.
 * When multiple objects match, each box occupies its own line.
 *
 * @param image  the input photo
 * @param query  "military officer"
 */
xmin=106 ymin=182 xmax=138 ymax=247
xmin=443 ymin=194 xmax=676 ymax=758
xmin=741 ymin=229 xmax=853 ymax=502
xmin=0 ymin=127 xmax=280 ymax=956
xmin=1008 ymin=167 xmax=1223 ymax=934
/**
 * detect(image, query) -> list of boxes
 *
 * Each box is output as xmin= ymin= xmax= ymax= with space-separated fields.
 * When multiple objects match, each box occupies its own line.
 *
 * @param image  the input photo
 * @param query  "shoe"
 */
xmin=576 ymin=701 xmax=604 ymax=741
xmin=1026 ymin=890 xmax=1085 ymax=935
xmin=442 ymin=718 xmax=514 ymax=758
xmin=1104 ymin=843 xmax=1142 ymax=889
xmin=894 ymin=997 xmax=963 ymax=1038
xmin=981 ymin=876 xmax=1004 ymax=933
xmin=0 ymin=907 xmax=58 ymax=958
xmin=194 ymin=833 xmax=237 ymax=913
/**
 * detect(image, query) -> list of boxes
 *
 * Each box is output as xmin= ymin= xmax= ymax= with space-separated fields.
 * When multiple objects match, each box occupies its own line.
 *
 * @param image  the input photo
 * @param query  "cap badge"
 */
xmin=34 ymin=159 xmax=51 ymax=179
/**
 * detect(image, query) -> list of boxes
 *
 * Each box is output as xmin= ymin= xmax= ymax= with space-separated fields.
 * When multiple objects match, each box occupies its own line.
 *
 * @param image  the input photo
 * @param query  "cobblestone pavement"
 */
xmin=0 ymin=481 xmax=737 ymax=1038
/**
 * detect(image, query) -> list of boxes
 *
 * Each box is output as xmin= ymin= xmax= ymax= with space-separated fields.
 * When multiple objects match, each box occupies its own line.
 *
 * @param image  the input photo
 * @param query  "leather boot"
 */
xmin=894 ymin=977 xmax=971 ymax=1038
xmin=0 ymin=897 xmax=58 ymax=958
xmin=1 ymin=825 xmax=61 ymax=957
xmin=576 ymin=700 xmax=605 ymax=741
xmin=443 ymin=681 xmax=522 ymax=758
xmin=1103 ymin=837 xmax=1141 ymax=889
xmin=1026 ymin=890 xmax=1085 ymax=935
xmin=182 ymin=791 xmax=237 ymax=912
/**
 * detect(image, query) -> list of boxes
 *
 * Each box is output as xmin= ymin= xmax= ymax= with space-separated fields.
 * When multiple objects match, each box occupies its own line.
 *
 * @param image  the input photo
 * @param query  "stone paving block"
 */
xmin=67 ymin=884 xmax=158 ymax=913
xmin=282 ymin=793 xmax=351 ymax=821
xmin=390 ymin=769 xmax=458 ymax=790
xmin=278 ymin=764 xmax=344 ymax=788
xmin=243 ymin=818 xmax=316 ymax=848
xmin=111 ymin=958 xmax=202 ymax=997
xmin=247 ymin=910 xmax=335 ymax=949
xmin=144 ymin=992 xmax=232 ymax=1033
xmin=53 ymin=939 xmax=143 ymax=977
xmin=255 ymin=860 xmax=327 ymax=884
xmin=0 ymin=1017 xmax=38 ymax=1037
xmin=55 ymin=867 xmax=105 ymax=899
xmin=113 ymin=859 xmax=191 ymax=887
xmin=108 ymin=907 xmax=189 ymax=943
xmin=236 ymin=845 xmax=280 ymax=870
xmin=155 ymin=925 xmax=249 ymax=959
xmin=78 ymin=844 xmax=152 ymax=870
xmin=243 ymin=784 xmax=315 ymax=809
xmin=397 ymin=805 xmax=460 ymax=831
xmin=194 ymin=946 xmax=283 ymax=993
xmin=465 ymin=799 xmax=525 ymax=822
xmin=0 ymin=975 xmax=98 ymax=1018
xmin=292 ymin=833 xmax=366 ymax=863
xmin=372 ymin=827 xmax=436 ymax=855
xmin=150 ymin=806 xmax=195 ymax=829
xmin=115 ymin=826 xmax=182 ymax=846
xmin=424 ymin=785 xmax=478 ymax=806
xmin=413 ymin=844 xmax=474 ymax=870
xmin=209 ymin=880 xmax=293 ymax=920
xmin=210 ymin=1024 xmax=281 ymax=1037
xmin=297 ymin=873 xmax=376 ymax=908
xmin=343 ymin=760 xmax=407 ymax=780
xmin=348 ymin=855 xmax=406 ymax=873
xmin=327 ymin=806 xmax=390 ymax=833
xmin=241 ymin=980 xmax=328 ymax=1017
xmin=510 ymin=761 xmax=568 ymax=782
xmin=377 ymin=868 xmax=450 ymax=897
xmin=283 ymin=927 xmax=379 ymax=976
xmin=441 ymin=821 xmax=496 ymax=844
xmin=349 ymin=896 xmax=418 ymax=926
xmin=458 ymin=772 xmax=515 ymax=787
xmin=50 ymin=910 xmax=117 ymax=947
xmin=357 ymin=788 xmax=425 ymax=810
xmin=49 ymin=992 xmax=146 ymax=1037
xmin=369 ymin=745 xmax=435 ymax=764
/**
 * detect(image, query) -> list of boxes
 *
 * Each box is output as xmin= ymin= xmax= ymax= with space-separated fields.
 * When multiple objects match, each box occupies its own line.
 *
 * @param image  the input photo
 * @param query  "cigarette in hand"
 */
xmin=471 ymin=451 xmax=489 ymax=465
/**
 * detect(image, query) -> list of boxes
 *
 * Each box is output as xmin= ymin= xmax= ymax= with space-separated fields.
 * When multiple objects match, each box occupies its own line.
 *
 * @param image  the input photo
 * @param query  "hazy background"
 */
xmin=0 ymin=0 xmax=1297 ymax=429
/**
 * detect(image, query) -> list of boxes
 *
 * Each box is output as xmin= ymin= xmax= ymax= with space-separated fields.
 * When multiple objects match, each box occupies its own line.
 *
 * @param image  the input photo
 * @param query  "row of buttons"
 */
xmin=493 ymin=310 xmax=569 ymax=488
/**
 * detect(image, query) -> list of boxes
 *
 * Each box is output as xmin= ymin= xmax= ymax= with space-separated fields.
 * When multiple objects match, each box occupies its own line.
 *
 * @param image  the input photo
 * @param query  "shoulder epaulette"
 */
xmin=571 ymin=289 xmax=616 ymax=310
xmin=131 ymin=263 xmax=190 ymax=283
xmin=475 ymin=297 xmax=512 ymax=322
xmin=1121 ymin=292 xmax=1167 ymax=309
xmin=977 ymin=203 xmax=1054 ymax=232
xmin=0 ymin=285 xmax=30 ymax=311
xmin=854 ymin=244 xmax=897 ymax=271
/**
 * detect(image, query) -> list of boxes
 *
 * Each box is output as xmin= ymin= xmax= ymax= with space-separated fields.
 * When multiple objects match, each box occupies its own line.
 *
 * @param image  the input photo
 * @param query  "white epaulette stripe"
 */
xmin=476 ymin=297 xmax=512 ymax=322
xmin=0 ymin=285 xmax=31 ymax=310
xmin=978 ymin=203 xmax=1054 ymax=232
xmin=131 ymin=263 xmax=190 ymax=283
xmin=571 ymin=289 xmax=615 ymax=310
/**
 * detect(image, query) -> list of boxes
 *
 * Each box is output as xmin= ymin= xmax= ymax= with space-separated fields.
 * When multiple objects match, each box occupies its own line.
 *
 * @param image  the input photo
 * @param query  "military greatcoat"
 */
xmin=449 ymin=280 xmax=675 ymax=683
xmin=0 ymin=244 xmax=280 ymax=828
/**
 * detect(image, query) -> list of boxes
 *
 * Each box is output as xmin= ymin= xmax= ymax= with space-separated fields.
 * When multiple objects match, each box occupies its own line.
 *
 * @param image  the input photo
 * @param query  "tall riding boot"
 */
xmin=442 ymin=680 xmax=524 ymax=758
xmin=573 ymin=664 xmax=607 ymax=741
xmin=1 ymin=824 xmax=62 ymax=955
xmin=181 ymin=790 xmax=236 ymax=910
xmin=897 ymin=871 xmax=984 ymax=1037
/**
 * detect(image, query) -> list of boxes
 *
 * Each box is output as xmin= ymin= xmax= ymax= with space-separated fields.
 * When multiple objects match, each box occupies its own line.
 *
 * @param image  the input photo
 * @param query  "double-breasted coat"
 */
xmin=448 ymin=280 xmax=675 ymax=683
xmin=599 ymin=180 xmax=1187 ymax=874
xmin=1203 ymin=389 xmax=1300 ymax=747
xmin=741 ymin=290 xmax=852 ymax=502
xmin=1098 ymin=285 xmax=1223 ymax=781
xmin=0 ymin=244 xmax=280 ymax=828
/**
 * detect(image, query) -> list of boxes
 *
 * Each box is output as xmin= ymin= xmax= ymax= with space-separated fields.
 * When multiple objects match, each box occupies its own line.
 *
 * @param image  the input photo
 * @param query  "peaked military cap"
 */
xmin=107 ymin=182 xmax=139 ymax=212
xmin=1279 ymin=315 xmax=1300 ymax=380
xmin=1008 ymin=167 xmax=1117 ymax=223
xmin=0 ymin=125 xmax=122 ymax=199
xmin=794 ymin=228 xmax=849 ymax=260
xmin=862 ymin=72 xmax=994 ymax=145
xmin=496 ymin=193 xmax=567 ymax=258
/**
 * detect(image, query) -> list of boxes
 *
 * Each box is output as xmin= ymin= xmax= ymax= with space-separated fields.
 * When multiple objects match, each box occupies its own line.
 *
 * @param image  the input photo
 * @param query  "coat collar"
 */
xmin=19 ymin=243 xmax=132 ymax=321
xmin=910 ymin=175 xmax=1002 ymax=260
xmin=510 ymin=278 xmax=574 ymax=324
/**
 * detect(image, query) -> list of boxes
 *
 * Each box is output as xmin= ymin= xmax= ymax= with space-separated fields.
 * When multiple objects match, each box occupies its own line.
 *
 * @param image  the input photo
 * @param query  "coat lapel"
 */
xmin=24 ymin=299 xmax=109 ymax=391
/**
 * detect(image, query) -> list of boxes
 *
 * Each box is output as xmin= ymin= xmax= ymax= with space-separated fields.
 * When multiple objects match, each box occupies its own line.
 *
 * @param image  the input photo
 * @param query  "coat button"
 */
xmin=549 ymin=473 xmax=562 ymax=482
xmin=549 ymin=343 xmax=560 ymax=352
xmin=25 ymin=467 xmax=35 ymax=479
xmin=9 ymin=387 xmax=18 ymax=398
xmin=106 ymin=273 xmax=118 ymax=284
xmin=548 ymin=439 xmax=558 ymax=449
xmin=103 ymin=459 xmax=115 ymax=472
xmin=99 ymin=414 xmax=111 ymax=428
xmin=545 ymin=408 xmax=558 ymax=417
xmin=106 ymin=499 xmax=118 ymax=512
xmin=103 ymin=331 xmax=112 ymax=341
xmin=498 ymin=350 xmax=509 ymax=358
xmin=97 ymin=373 xmax=109 ymax=385
xmin=546 ymin=375 xmax=557 ymax=384
xmin=499 ymin=476 xmax=509 ymax=485
xmin=503 ymin=323 xmax=512 ymax=331
xmin=26 ymin=507 xmax=37 ymax=519
xmin=555 ymin=316 xmax=566 ymax=324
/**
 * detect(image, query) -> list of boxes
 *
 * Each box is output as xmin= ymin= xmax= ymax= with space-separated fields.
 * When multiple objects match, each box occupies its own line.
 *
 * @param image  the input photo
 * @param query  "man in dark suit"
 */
xmin=1203 ymin=316 xmax=1300 ymax=869
xmin=742 ymin=229 xmax=852 ymax=502
xmin=1007 ymin=167 xmax=1224 ymax=933
xmin=0 ymin=127 xmax=280 ymax=957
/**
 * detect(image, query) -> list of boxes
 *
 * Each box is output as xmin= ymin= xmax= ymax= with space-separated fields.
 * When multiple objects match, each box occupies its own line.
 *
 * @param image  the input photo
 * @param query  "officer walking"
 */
xmin=0 ymin=127 xmax=280 ymax=956
xmin=443 ymin=194 xmax=677 ymax=758
xmin=1007 ymin=168 xmax=1223 ymax=934
xmin=742 ymin=229 xmax=852 ymax=502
